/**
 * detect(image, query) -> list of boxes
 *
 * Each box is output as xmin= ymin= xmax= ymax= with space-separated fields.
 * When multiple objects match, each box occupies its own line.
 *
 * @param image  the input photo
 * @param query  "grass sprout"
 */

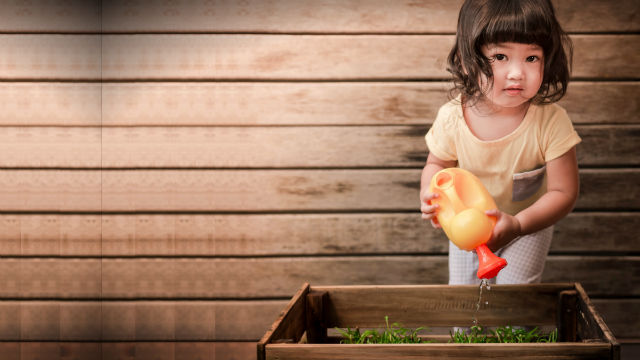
xmin=335 ymin=316 xmax=427 ymax=344
xmin=336 ymin=317 xmax=558 ymax=344
xmin=450 ymin=325 xmax=559 ymax=343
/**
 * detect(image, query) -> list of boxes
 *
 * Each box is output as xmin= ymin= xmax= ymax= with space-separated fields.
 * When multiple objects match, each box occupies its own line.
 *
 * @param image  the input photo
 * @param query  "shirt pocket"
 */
xmin=512 ymin=165 xmax=546 ymax=202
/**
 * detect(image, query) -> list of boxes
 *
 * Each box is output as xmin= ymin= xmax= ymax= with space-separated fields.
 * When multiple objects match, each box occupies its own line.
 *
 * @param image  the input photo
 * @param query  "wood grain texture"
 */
xmin=100 ymin=124 xmax=426 ymax=168
xmin=315 ymin=284 xmax=572 ymax=328
xmin=0 ymin=169 xmax=636 ymax=212
xmin=101 ymin=34 xmax=453 ymax=80
xmin=0 ymin=259 xmax=101 ymax=298
xmin=0 ymin=83 xmax=101 ymax=126
xmin=1 ymin=82 xmax=636 ymax=126
xmin=0 ymin=170 xmax=101 ymax=212
xmin=0 ymin=341 xmax=257 ymax=360
xmin=258 ymin=283 xmax=309 ymax=359
xmin=103 ymin=82 xmax=447 ymax=126
xmin=0 ymin=256 xmax=636 ymax=299
xmin=0 ymin=300 xmax=285 ymax=341
xmin=0 ymin=298 xmax=635 ymax=342
xmin=99 ymin=82 xmax=639 ymax=126
xmin=265 ymin=343 xmax=613 ymax=360
xmin=99 ymin=0 xmax=640 ymax=34
xmin=0 ymin=36 xmax=100 ymax=80
xmin=575 ymin=284 xmax=619 ymax=357
xmin=1 ymin=212 xmax=638 ymax=257
xmin=571 ymin=36 xmax=640 ymax=79
xmin=0 ymin=341 xmax=632 ymax=360
xmin=0 ymin=0 xmax=100 ymax=33
xmin=1 ymin=0 xmax=637 ymax=352
xmin=0 ymin=127 xmax=101 ymax=168
xmin=575 ymin=126 xmax=640 ymax=166
xmin=595 ymin=299 xmax=640 ymax=339
xmin=113 ymin=256 xmax=639 ymax=299
xmin=1 ymin=125 xmax=637 ymax=168
xmin=101 ymin=35 xmax=640 ymax=80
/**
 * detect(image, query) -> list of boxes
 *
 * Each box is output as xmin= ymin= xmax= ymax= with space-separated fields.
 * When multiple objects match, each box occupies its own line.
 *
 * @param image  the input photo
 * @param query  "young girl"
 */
xmin=420 ymin=0 xmax=581 ymax=285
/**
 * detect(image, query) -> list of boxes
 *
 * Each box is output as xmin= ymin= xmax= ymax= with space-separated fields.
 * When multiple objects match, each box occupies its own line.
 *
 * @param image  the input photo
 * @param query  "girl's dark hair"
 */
xmin=448 ymin=0 xmax=573 ymax=104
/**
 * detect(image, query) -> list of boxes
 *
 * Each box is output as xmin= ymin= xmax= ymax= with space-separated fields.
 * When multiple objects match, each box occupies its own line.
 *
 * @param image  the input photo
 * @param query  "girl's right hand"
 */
xmin=420 ymin=192 xmax=441 ymax=228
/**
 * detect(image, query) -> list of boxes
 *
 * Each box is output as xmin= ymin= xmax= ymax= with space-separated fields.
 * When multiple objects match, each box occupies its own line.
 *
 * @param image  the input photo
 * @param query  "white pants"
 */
xmin=448 ymin=226 xmax=554 ymax=285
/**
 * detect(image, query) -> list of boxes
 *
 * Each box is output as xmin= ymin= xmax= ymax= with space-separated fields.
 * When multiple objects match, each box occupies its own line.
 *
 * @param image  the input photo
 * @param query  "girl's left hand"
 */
xmin=484 ymin=209 xmax=522 ymax=252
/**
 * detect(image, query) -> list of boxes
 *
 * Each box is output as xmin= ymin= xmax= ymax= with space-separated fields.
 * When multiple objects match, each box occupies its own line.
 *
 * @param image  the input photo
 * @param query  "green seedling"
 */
xmin=449 ymin=325 xmax=559 ymax=343
xmin=335 ymin=316 xmax=427 ymax=344
xmin=336 ymin=317 xmax=558 ymax=344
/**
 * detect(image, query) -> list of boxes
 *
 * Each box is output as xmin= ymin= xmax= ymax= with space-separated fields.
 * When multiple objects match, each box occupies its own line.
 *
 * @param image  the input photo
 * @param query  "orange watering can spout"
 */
xmin=428 ymin=168 xmax=507 ymax=279
xmin=475 ymin=243 xmax=508 ymax=279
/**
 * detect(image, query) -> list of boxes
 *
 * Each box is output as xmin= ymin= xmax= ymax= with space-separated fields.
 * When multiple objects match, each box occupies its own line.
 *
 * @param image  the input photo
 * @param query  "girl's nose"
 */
xmin=507 ymin=64 xmax=523 ymax=80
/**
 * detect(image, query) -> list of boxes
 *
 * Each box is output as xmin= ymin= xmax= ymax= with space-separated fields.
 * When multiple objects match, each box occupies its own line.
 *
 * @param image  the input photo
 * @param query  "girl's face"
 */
xmin=480 ymin=42 xmax=544 ymax=110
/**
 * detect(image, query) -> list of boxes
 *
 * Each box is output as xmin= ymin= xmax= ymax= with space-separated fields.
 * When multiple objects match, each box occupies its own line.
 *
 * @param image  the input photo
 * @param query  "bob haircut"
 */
xmin=447 ymin=0 xmax=573 ymax=105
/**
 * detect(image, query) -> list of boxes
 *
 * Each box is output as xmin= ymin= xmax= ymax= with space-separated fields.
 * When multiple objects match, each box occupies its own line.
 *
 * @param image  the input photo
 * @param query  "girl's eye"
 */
xmin=495 ymin=54 xmax=507 ymax=61
xmin=526 ymin=56 xmax=540 ymax=62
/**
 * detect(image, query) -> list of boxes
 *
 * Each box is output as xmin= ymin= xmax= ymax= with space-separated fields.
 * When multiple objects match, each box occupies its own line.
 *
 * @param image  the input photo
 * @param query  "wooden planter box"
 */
xmin=258 ymin=283 xmax=619 ymax=360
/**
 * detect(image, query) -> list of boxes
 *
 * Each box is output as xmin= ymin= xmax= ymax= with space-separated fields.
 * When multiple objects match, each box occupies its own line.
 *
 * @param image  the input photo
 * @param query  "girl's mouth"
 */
xmin=504 ymin=87 xmax=523 ymax=96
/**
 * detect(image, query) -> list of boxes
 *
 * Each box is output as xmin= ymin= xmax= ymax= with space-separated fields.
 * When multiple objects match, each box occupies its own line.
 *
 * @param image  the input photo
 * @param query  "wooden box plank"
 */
xmin=575 ymin=284 xmax=620 ymax=359
xmin=258 ymin=283 xmax=309 ymax=360
xmin=266 ymin=343 xmax=612 ymax=360
xmin=314 ymin=284 xmax=572 ymax=328
xmin=262 ymin=284 xmax=618 ymax=360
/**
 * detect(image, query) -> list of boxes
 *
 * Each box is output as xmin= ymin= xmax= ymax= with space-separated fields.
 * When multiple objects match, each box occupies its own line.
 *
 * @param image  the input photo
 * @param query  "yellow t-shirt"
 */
xmin=425 ymin=97 xmax=582 ymax=215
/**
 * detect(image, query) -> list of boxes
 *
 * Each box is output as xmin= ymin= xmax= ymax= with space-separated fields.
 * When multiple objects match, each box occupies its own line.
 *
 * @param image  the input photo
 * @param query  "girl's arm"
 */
xmin=420 ymin=153 xmax=457 ymax=226
xmin=486 ymin=147 xmax=579 ymax=251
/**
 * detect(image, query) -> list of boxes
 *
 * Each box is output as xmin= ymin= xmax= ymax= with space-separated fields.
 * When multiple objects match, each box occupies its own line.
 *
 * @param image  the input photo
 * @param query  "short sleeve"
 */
xmin=425 ymin=105 xmax=458 ymax=161
xmin=542 ymin=105 xmax=582 ymax=162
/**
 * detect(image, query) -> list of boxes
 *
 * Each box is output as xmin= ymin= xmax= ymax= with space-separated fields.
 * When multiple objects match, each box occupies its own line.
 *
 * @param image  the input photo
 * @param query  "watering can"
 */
xmin=428 ymin=168 xmax=507 ymax=279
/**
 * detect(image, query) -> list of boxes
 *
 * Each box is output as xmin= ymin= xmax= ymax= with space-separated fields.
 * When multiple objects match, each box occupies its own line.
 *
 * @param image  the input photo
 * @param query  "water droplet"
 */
xmin=485 ymin=301 xmax=489 ymax=305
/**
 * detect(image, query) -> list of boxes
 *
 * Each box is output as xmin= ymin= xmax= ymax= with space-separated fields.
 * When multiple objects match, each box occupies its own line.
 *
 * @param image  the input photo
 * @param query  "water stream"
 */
xmin=472 ymin=279 xmax=491 ymax=326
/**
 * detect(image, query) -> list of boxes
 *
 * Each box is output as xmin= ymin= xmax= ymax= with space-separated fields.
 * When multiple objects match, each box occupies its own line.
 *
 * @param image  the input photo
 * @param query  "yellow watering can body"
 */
xmin=429 ymin=168 xmax=507 ymax=279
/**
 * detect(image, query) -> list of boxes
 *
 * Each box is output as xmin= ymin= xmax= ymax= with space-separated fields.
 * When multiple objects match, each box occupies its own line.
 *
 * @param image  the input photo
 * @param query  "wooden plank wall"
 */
xmin=0 ymin=0 xmax=638 ymax=359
